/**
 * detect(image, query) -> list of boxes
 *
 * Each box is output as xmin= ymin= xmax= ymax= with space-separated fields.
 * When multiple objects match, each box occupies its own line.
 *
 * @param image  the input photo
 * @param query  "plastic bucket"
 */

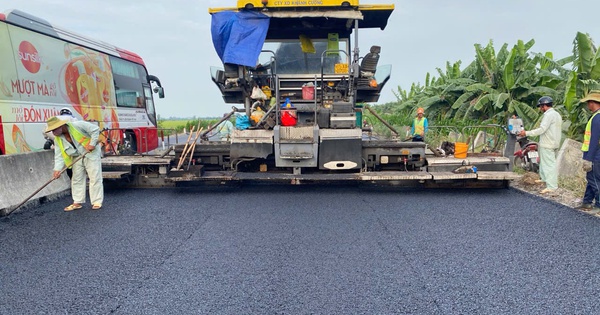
xmin=302 ymin=86 xmax=314 ymax=100
xmin=281 ymin=109 xmax=297 ymax=126
xmin=454 ymin=142 xmax=468 ymax=159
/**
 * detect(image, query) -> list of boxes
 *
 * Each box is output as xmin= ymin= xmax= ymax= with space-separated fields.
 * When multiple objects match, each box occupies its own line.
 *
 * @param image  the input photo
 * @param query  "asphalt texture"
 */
xmin=2 ymin=186 xmax=600 ymax=314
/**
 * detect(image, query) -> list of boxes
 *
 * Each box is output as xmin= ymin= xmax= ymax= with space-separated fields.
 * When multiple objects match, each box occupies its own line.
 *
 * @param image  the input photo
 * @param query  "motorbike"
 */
xmin=514 ymin=136 xmax=539 ymax=172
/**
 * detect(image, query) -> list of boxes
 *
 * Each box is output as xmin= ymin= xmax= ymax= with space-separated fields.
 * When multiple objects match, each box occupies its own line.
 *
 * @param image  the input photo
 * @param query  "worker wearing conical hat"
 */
xmin=45 ymin=116 xmax=104 ymax=211
xmin=578 ymin=92 xmax=600 ymax=213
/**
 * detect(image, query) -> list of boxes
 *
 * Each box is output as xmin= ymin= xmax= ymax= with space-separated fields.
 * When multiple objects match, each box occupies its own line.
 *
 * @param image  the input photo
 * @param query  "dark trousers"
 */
xmin=583 ymin=161 xmax=600 ymax=207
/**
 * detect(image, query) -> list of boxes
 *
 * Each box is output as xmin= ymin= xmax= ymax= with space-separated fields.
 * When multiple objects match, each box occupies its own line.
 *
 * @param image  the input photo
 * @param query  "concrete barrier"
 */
xmin=557 ymin=138 xmax=586 ymax=180
xmin=0 ymin=150 xmax=70 ymax=216
xmin=448 ymin=131 xmax=461 ymax=142
xmin=473 ymin=131 xmax=488 ymax=152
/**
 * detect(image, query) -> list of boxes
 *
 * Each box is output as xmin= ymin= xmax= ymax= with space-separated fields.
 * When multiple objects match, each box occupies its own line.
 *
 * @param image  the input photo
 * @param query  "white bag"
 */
xmin=251 ymin=86 xmax=268 ymax=100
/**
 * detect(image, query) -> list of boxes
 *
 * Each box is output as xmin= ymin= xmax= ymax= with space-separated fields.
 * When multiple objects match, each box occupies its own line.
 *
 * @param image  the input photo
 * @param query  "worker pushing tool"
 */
xmin=45 ymin=116 xmax=104 ymax=211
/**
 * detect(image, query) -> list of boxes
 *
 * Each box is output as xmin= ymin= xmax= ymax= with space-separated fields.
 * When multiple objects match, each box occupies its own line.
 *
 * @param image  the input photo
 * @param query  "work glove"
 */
xmin=582 ymin=160 xmax=593 ymax=173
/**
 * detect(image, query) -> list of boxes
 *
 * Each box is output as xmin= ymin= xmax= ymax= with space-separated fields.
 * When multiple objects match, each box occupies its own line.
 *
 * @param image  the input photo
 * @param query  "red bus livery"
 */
xmin=0 ymin=9 xmax=165 ymax=155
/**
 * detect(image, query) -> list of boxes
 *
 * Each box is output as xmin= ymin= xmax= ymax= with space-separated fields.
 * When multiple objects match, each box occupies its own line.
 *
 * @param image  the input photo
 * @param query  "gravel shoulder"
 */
xmin=510 ymin=172 xmax=582 ymax=209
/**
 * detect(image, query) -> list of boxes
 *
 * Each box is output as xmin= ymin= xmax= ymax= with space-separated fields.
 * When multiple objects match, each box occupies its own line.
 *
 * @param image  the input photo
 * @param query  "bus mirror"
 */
xmin=153 ymin=86 xmax=165 ymax=98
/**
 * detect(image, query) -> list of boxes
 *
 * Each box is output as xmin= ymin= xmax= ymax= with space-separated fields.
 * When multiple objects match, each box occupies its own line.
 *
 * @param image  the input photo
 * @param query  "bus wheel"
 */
xmin=121 ymin=131 xmax=137 ymax=155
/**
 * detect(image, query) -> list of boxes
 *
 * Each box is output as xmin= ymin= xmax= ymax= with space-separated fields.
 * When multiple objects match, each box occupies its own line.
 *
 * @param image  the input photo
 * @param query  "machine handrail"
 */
xmin=460 ymin=124 xmax=507 ymax=153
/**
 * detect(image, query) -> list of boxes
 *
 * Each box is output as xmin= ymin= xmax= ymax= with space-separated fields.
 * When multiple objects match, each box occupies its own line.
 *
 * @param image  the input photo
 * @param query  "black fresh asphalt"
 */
xmin=1 ymin=186 xmax=600 ymax=314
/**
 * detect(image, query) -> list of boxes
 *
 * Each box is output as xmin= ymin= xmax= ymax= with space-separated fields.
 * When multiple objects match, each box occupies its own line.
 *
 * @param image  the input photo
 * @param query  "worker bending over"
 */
xmin=45 ymin=116 xmax=104 ymax=211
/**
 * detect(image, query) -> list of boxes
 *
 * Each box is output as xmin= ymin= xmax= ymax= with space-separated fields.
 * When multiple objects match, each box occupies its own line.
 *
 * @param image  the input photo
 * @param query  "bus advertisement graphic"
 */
xmin=0 ymin=13 xmax=161 ymax=155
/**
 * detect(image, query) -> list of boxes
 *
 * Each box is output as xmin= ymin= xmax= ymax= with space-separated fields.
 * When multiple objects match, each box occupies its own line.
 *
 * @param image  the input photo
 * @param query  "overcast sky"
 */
xmin=3 ymin=0 xmax=598 ymax=118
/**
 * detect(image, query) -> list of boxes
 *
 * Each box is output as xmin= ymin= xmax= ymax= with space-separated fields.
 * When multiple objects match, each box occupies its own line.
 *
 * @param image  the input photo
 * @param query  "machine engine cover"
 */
xmin=330 ymin=112 xmax=356 ymax=129
xmin=331 ymin=101 xmax=354 ymax=113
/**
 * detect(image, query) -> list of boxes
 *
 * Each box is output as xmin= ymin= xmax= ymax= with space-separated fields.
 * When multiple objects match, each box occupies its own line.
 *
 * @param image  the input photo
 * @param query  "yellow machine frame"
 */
xmin=209 ymin=1 xmax=395 ymax=31
xmin=237 ymin=0 xmax=359 ymax=9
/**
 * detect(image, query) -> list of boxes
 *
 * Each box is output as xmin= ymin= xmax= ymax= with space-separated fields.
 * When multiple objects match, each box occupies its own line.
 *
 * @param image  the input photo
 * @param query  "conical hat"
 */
xmin=580 ymin=92 xmax=600 ymax=103
xmin=45 ymin=116 xmax=68 ymax=133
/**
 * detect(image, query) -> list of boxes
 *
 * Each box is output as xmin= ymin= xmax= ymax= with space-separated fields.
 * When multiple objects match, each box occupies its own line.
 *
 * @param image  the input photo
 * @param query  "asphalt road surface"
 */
xmin=2 ymin=186 xmax=600 ymax=314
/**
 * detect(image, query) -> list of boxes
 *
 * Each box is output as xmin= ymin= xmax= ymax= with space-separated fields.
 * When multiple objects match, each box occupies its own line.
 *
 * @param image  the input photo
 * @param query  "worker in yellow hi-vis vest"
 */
xmin=45 ymin=116 xmax=104 ymax=211
xmin=578 ymin=92 xmax=600 ymax=214
xmin=411 ymin=107 xmax=428 ymax=142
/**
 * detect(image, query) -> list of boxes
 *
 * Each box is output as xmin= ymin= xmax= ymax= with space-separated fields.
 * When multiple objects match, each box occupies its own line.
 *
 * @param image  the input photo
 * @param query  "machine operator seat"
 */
xmin=357 ymin=45 xmax=381 ymax=87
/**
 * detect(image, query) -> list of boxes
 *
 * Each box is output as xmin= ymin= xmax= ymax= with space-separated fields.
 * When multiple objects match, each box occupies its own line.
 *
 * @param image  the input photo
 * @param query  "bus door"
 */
xmin=141 ymin=83 xmax=158 ymax=152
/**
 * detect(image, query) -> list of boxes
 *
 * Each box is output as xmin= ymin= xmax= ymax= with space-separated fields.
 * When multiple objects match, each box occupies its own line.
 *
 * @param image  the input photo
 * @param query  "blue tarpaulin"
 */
xmin=211 ymin=10 xmax=270 ymax=68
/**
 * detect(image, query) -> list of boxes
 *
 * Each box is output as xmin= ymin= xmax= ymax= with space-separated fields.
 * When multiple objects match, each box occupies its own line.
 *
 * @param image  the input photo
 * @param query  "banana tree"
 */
xmin=563 ymin=32 xmax=600 ymax=140
xmin=377 ymin=39 xmax=571 ymax=139
xmin=449 ymin=40 xmax=567 ymax=129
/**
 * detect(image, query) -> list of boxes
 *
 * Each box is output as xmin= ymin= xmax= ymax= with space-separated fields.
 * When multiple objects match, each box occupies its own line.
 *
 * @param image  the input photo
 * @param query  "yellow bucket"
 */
xmin=454 ymin=142 xmax=468 ymax=159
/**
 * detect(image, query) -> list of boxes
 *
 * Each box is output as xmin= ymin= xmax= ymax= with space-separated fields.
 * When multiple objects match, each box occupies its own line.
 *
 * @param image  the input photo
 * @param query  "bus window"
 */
xmin=110 ymin=56 xmax=144 ymax=108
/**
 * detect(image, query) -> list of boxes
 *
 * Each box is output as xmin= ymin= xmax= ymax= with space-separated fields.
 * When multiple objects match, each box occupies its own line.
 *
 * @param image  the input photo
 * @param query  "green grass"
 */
xmin=159 ymin=120 xmax=186 ymax=130
xmin=158 ymin=119 xmax=222 ymax=136
xmin=512 ymin=166 xmax=527 ymax=175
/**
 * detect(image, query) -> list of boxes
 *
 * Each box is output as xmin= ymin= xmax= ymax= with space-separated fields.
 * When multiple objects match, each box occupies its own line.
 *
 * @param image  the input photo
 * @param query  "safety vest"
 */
xmin=54 ymin=124 xmax=91 ymax=168
xmin=582 ymin=111 xmax=600 ymax=152
xmin=413 ymin=118 xmax=425 ymax=136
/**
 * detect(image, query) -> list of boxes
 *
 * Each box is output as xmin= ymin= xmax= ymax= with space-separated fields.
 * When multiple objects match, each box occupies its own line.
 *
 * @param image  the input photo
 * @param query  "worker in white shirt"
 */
xmin=518 ymin=96 xmax=563 ymax=194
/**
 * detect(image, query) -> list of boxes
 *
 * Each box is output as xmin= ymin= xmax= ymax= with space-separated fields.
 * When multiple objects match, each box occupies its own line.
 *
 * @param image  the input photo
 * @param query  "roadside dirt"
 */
xmin=510 ymin=172 xmax=581 ymax=209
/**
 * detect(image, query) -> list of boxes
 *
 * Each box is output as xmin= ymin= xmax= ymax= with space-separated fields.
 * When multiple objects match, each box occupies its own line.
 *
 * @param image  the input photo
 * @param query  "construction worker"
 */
xmin=43 ymin=107 xmax=77 ymax=149
xmin=45 ymin=116 xmax=104 ymax=211
xmin=578 ymin=92 xmax=600 ymax=213
xmin=411 ymin=107 xmax=428 ymax=142
xmin=518 ymin=96 xmax=563 ymax=194
xmin=215 ymin=113 xmax=234 ymax=141
xmin=58 ymin=107 xmax=76 ymax=120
